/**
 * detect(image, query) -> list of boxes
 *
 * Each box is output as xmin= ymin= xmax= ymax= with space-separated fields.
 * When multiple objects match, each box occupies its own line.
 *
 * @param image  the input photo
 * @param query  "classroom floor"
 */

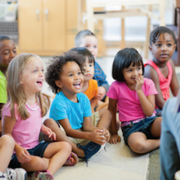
xmin=40 ymin=46 xmax=175 ymax=180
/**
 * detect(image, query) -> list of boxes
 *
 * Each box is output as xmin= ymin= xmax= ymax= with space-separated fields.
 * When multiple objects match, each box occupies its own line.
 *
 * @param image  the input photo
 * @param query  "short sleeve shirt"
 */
xmin=49 ymin=91 xmax=92 ymax=129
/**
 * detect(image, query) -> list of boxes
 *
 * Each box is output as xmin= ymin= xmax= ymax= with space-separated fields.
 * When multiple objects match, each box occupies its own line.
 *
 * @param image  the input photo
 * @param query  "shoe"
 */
xmin=4 ymin=168 xmax=27 ymax=180
xmin=31 ymin=170 xmax=54 ymax=180
xmin=63 ymin=152 xmax=78 ymax=166
xmin=77 ymin=141 xmax=102 ymax=163
xmin=0 ymin=173 xmax=7 ymax=180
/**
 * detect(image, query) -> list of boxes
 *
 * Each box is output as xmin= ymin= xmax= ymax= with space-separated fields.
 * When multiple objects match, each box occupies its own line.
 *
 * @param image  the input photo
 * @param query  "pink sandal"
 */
xmin=64 ymin=152 xmax=78 ymax=166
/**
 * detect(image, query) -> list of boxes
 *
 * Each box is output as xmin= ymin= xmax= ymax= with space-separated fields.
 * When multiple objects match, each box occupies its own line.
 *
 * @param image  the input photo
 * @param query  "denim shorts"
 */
xmin=121 ymin=116 xmax=158 ymax=145
xmin=9 ymin=141 xmax=50 ymax=169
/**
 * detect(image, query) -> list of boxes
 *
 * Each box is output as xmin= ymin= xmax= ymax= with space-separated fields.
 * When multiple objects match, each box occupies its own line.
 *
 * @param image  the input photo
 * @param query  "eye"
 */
xmin=41 ymin=68 xmax=44 ymax=72
xmin=94 ymin=46 xmax=97 ymax=48
xmin=167 ymin=43 xmax=172 ymax=47
xmin=13 ymin=50 xmax=17 ymax=54
xmin=33 ymin=69 xmax=38 ymax=73
xmin=156 ymin=44 xmax=161 ymax=47
xmin=4 ymin=52 xmax=9 ymax=55
xmin=78 ymin=71 xmax=82 ymax=75
xmin=68 ymin=73 xmax=73 ymax=77
xmin=85 ymin=45 xmax=89 ymax=48
xmin=127 ymin=69 xmax=132 ymax=72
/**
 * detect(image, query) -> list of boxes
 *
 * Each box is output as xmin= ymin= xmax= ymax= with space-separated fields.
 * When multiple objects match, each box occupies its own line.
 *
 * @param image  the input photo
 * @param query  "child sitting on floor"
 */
xmin=144 ymin=26 xmax=179 ymax=116
xmin=44 ymin=52 xmax=110 ymax=164
xmin=2 ymin=53 xmax=75 ymax=180
xmin=75 ymin=29 xmax=109 ymax=103
xmin=107 ymin=48 xmax=162 ymax=154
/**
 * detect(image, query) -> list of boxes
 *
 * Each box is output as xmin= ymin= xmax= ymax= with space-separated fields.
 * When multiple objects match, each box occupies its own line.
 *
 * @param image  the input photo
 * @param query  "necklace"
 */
xmin=25 ymin=102 xmax=39 ymax=111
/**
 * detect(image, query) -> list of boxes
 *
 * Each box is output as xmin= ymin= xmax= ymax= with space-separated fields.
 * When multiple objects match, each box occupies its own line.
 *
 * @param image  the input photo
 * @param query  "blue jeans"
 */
xmin=160 ymin=97 xmax=180 ymax=180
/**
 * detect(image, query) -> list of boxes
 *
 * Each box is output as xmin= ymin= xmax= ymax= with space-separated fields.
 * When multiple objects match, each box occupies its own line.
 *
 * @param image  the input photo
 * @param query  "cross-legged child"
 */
xmin=144 ymin=26 xmax=179 ymax=116
xmin=44 ymin=52 xmax=110 ymax=164
xmin=75 ymin=29 xmax=109 ymax=104
xmin=0 ymin=35 xmax=17 ymax=135
xmin=0 ymin=135 xmax=27 ymax=180
xmin=107 ymin=48 xmax=162 ymax=154
xmin=2 ymin=53 xmax=74 ymax=180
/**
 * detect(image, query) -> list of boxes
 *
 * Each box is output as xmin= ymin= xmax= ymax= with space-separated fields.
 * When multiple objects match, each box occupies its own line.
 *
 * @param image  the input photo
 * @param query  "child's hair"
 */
xmin=46 ymin=52 xmax=84 ymax=94
xmin=68 ymin=47 xmax=95 ymax=64
xmin=6 ymin=53 xmax=50 ymax=120
xmin=74 ymin=29 xmax=96 ymax=47
xmin=112 ymin=48 xmax=144 ymax=82
xmin=0 ymin=35 xmax=11 ymax=42
xmin=150 ymin=26 xmax=177 ymax=45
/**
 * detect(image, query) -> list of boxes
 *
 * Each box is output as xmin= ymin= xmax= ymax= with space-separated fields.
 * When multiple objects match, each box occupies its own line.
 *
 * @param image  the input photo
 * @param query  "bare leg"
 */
xmin=151 ymin=117 xmax=162 ymax=137
xmin=44 ymin=119 xmax=85 ymax=157
xmin=43 ymin=142 xmax=71 ymax=175
xmin=0 ymin=135 xmax=15 ymax=173
xmin=128 ymin=132 xmax=160 ymax=154
xmin=96 ymin=108 xmax=111 ymax=129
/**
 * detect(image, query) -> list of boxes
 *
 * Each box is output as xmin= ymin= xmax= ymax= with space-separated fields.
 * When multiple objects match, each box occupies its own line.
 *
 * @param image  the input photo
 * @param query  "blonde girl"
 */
xmin=2 ymin=53 xmax=75 ymax=180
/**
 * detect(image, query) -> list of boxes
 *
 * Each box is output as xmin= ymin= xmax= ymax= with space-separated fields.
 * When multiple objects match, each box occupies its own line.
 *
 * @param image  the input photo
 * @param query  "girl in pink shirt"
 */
xmin=2 ymin=53 xmax=78 ymax=180
xmin=107 ymin=48 xmax=162 ymax=154
xmin=144 ymin=26 xmax=179 ymax=115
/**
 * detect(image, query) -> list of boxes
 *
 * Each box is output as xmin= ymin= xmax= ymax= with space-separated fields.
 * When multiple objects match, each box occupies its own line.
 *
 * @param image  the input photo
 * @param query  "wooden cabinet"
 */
xmin=18 ymin=0 xmax=104 ymax=56
xmin=18 ymin=0 xmax=66 ymax=55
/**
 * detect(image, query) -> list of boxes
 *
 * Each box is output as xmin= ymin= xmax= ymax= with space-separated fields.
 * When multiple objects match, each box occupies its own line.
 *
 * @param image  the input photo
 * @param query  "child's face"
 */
xmin=83 ymin=57 xmax=94 ymax=83
xmin=0 ymin=40 xmax=16 ymax=68
xmin=123 ymin=63 xmax=143 ymax=86
xmin=79 ymin=36 xmax=98 ymax=59
xmin=149 ymin=33 xmax=176 ymax=63
xmin=21 ymin=57 xmax=44 ymax=95
xmin=55 ymin=61 xmax=84 ymax=98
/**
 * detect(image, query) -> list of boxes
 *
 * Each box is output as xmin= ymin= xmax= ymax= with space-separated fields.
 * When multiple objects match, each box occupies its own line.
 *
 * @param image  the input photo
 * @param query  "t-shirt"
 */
xmin=2 ymin=103 xmax=42 ymax=151
xmin=84 ymin=79 xmax=98 ymax=100
xmin=106 ymin=78 xmax=158 ymax=122
xmin=0 ymin=71 xmax=7 ymax=103
xmin=50 ymin=91 xmax=92 ymax=129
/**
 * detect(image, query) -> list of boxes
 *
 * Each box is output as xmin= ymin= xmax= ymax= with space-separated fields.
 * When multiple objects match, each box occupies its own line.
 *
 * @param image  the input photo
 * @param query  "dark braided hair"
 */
xmin=45 ymin=52 xmax=84 ymax=94
xmin=150 ymin=26 xmax=177 ymax=45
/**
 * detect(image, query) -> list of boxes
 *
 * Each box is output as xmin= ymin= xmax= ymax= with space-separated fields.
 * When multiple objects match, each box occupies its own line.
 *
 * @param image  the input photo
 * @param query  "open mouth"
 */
xmin=161 ymin=54 xmax=168 ymax=57
xmin=73 ymin=82 xmax=81 ymax=89
xmin=36 ymin=80 xmax=43 ymax=86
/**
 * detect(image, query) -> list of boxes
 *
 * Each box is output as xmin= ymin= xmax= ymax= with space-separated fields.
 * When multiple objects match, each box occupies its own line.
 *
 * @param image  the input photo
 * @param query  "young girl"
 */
xmin=44 ymin=52 xmax=110 ymax=163
xmin=107 ymin=48 xmax=162 ymax=154
xmin=0 ymin=35 xmax=17 ymax=134
xmin=144 ymin=26 xmax=179 ymax=115
xmin=2 ymin=53 xmax=76 ymax=180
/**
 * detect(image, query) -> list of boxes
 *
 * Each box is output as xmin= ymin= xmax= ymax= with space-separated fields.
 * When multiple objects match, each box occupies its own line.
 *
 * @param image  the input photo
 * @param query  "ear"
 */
xmin=55 ymin=80 xmax=62 ymax=89
xmin=174 ymin=44 xmax=177 ymax=51
xmin=149 ymin=45 xmax=152 ymax=51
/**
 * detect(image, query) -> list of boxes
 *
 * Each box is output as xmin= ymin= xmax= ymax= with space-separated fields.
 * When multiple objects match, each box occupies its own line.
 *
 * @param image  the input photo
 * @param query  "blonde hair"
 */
xmin=6 ymin=53 xmax=50 ymax=120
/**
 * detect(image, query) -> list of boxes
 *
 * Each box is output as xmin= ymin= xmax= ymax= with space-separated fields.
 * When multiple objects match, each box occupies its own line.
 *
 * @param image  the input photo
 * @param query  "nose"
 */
xmin=162 ymin=44 xmax=167 ymax=51
xmin=133 ymin=70 xmax=138 ymax=77
xmin=10 ymin=51 xmax=16 ymax=58
xmin=39 ymin=70 xmax=44 ymax=77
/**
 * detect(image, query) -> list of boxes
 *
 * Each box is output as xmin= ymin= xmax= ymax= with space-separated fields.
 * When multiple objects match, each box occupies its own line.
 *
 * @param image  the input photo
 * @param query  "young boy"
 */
xmin=44 ymin=52 xmax=110 ymax=163
xmin=0 ymin=36 xmax=17 ymax=134
xmin=75 ymin=29 xmax=109 ymax=102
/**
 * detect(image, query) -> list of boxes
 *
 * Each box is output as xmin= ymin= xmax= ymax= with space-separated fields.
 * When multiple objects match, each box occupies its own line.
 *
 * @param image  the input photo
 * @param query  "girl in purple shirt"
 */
xmin=107 ymin=48 xmax=162 ymax=154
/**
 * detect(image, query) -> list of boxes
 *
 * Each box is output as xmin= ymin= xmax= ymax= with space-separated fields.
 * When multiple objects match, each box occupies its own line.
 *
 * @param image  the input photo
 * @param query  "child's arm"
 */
xmin=169 ymin=59 xmax=179 ymax=96
xmin=136 ymin=75 xmax=155 ymax=116
xmin=144 ymin=66 xmax=165 ymax=110
xmin=108 ymin=98 xmax=121 ymax=144
xmin=59 ymin=118 xmax=106 ymax=145
xmin=41 ymin=124 xmax=56 ymax=141
xmin=3 ymin=115 xmax=31 ymax=163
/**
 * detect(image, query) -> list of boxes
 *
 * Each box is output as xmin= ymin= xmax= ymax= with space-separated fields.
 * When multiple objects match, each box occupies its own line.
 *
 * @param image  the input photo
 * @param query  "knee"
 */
xmin=0 ymin=135 xmax=15 ymax=148
xmin=60 ymin=142 xmax=72 ymax=153
xmin=30 ymin=158 xmax=49 ymax=171
xmin=130 ymin=141 xmax=147 ymax=154
xmin=44 ymin=118 xmax=56 ymax=128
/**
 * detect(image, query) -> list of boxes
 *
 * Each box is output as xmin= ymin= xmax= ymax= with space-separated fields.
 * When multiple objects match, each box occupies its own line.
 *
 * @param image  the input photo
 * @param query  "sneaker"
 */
xmin=77 ymin=141 xmax=102 ymax=163
xmin=4 ymin=168 xmax=27 ymax=180
xmin=31 ymin=170 xmax=54 ymax=180
xmin=0 ymin=174 xmax=7 ymax=180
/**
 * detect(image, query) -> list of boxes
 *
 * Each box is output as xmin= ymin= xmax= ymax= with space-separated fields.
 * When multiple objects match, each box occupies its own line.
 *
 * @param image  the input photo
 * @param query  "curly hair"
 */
xmin=150 ymin=26 xmax=177 ymax=45
xmin=45 ymin=52 xmax=85 ymax=94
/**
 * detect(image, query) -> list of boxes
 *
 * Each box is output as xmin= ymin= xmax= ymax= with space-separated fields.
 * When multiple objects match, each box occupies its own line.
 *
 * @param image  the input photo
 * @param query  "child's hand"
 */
xmin=16 ymin=146 xmax=31 ymax=163
xmin=135 ymin=74 xmax=144 ymax=91
xmin=41 ymin=125 xmax=56 ymax=141
xmin=90 ymin=129 xmax=106 ymax=145
xmin=95 ymin=87 xmax=106 ymax=100
xmin=109 ymin=134 xmax=121 ymax=144
xmin=102 ymin=128 xmax=110 ymax=142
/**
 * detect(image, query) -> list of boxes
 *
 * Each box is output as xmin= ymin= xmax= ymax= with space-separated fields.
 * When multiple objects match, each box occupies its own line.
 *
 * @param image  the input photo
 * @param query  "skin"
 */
xmin=44 ymin=61 xmax=110 ymax=158
xmin=0 ymin=39 xmax=17 ymax=132
xmin=3 ymin=57 xmax=71 ymax=175
xmin=109 ymin=63 xmax=162 ymax=154
xmin=79 ymin=36 xmax=106 ymax=100
xmin=144 ymin=32 xmax=179 ymax=110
